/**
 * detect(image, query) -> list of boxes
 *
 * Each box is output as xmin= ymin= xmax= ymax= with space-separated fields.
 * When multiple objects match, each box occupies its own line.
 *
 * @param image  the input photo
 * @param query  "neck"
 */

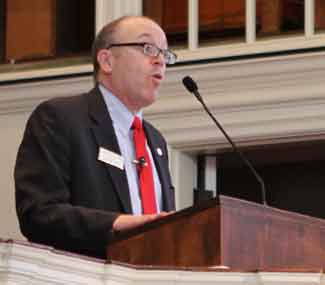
xmin=98 ymin=81 xmax=141 ymax=114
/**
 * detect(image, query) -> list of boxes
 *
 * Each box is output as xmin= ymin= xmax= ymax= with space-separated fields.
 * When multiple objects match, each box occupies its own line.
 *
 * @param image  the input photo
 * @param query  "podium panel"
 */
xmin=107 ymin=196 xmax=325 ymax=270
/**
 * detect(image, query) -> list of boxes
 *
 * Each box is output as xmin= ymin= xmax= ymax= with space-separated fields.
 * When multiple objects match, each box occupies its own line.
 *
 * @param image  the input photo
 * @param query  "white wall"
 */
xmin=0 ymin=112 xmax=29 ymax=239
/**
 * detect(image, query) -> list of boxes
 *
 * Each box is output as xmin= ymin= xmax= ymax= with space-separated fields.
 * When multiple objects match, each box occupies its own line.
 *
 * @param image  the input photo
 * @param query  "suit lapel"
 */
xmin=87 ymin=86 xmax=132 ymax=214
xmin=144 ymin=122 xmax=174 ymax=211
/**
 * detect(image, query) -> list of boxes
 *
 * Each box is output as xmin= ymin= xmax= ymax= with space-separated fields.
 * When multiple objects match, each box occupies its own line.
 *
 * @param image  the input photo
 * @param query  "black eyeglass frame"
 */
xmin=106 ymin=42 xmax=177 ymax=65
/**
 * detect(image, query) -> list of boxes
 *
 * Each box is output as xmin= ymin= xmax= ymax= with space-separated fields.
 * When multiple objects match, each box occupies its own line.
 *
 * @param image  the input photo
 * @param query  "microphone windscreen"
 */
xmin=182 ymin=76 xmax=198 ymax=93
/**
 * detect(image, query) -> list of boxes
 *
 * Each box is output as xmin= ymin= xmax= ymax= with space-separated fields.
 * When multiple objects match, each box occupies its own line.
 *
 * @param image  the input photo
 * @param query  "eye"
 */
xmin=163 ymin=51 xmax=171 ymax=60
xmin=144 ymin=44 xmax=158 ymax=56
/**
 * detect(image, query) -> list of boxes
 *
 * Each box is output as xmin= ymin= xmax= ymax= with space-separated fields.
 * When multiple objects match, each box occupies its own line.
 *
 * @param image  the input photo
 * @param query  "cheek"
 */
xmin=125 ymin=59 xmax=155 ymax=90
xmin=132 ymin=69 xmax=150 ymax=88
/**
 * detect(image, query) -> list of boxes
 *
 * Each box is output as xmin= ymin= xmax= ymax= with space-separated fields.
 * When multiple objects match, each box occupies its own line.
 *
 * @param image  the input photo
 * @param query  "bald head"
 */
xmin=92 ymin=16 xmax=165 ymax=81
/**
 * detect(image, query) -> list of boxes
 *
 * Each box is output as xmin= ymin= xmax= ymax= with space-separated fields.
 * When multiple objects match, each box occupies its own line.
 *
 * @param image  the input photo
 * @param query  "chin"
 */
xmin=137 ymin=88 xmax=158 ymax=107
xmin=141 ymin=95 xmax=156 ymax=108
xmin=144 ymin=98 xmax=156 ymax=108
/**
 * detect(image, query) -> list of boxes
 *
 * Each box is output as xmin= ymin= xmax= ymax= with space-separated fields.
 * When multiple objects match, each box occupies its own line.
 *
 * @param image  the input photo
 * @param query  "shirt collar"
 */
xmin=99 ymin=84 xmax=142 ymax=136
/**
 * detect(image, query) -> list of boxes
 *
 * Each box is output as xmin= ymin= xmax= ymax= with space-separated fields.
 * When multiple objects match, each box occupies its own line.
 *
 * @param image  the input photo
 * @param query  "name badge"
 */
xmin=98 ymin=147 xmax=124 ymax=170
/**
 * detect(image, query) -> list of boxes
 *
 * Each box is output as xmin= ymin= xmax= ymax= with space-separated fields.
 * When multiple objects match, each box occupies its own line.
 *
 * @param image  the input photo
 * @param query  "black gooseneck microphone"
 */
xmin=182 ymin=76 xmax=267 ymax=206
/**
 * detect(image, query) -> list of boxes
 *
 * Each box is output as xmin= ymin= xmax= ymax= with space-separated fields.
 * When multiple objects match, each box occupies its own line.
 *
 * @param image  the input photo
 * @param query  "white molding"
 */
xmin=0 ymin=77 xmax=93 ymax=115
xmin=176 ymin=34 xmax=325 ymax=62
xmin=1 ymin=241 xmax=324 ymax=285
xmin=95 ymin=0 xmax=142 ymax=33
xmin=188 ymin=0 xmax=199 ymax=50
xmin=0 ymin=64 xmax=92 ymax=83
xmin=0 ymin=241 xmax=106 ymax=284
xmin=145 ymin=51 xmax=325 ymax=151
xmin=259 ymin=271 xmax=323 ymax=284
xmin=246 ymin=0 xmax=256 ymax=43
xmin=1 ymin=52 xmax=325 ymax=144
xmin=3 ymin=52 xmax=325 ymax=144
xmin=305 ymin=0 xmax=315 ymax=37
xmin=2 ymin=36 xmax=325 ymax=83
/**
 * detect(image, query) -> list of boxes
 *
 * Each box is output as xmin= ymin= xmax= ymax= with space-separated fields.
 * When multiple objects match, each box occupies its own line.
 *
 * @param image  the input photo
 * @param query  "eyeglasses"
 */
xmin=106 ymin=42 xmax=177 ymax=65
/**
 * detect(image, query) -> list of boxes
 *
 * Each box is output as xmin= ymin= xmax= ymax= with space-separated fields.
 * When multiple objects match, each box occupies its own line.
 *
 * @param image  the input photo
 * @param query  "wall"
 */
xmin=0 ymin=112 xmax=29 ymax=239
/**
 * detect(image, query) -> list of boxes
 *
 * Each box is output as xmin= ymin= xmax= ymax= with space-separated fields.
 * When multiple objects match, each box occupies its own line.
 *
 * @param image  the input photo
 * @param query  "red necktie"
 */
xmin=132 ymin=116 xmax=157 ymax=214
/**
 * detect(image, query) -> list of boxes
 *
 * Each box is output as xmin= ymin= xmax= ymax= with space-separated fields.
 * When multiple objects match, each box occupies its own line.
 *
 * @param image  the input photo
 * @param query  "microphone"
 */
xmin=182 ymin=76 xmax=267 ymax=206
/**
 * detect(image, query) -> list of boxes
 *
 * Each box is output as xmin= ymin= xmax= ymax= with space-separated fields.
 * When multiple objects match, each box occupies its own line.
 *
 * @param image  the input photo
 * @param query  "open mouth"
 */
xmin=152 ymin=74 xmax=163 ymax=80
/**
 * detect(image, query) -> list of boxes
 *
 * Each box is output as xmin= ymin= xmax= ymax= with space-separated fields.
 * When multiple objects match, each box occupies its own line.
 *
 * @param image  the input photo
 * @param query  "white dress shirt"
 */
xmin=99 ymin=84 xmax=162 ymax=214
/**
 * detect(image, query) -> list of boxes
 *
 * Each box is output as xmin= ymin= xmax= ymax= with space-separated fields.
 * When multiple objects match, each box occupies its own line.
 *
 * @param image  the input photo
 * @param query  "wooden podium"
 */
xmin=107 ymin=196 xmax=325 ymax=270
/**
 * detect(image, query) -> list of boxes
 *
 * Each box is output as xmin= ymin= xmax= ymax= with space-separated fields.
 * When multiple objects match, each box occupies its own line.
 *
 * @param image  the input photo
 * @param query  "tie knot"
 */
xmin=132 ymin=116 xmax=142 ymax=130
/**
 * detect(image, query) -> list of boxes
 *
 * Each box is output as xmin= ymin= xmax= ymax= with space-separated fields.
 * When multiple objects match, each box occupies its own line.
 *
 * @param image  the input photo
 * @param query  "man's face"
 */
xmin=106 ymin=18 xmax=168 ymax=113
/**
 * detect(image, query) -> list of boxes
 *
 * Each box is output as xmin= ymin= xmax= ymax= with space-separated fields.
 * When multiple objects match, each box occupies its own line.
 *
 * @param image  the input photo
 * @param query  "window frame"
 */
xmin=1 ymin=0 xmax=325 ymax=83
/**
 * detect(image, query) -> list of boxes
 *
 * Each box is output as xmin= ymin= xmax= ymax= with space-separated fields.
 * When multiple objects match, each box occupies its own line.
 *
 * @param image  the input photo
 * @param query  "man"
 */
xmin=14 ymin=16 xmax=176 ymax=259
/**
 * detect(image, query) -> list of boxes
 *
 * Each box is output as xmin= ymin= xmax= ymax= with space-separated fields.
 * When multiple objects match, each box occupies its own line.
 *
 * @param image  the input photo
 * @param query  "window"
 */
xmin=143 ymin=0 xmax=189 ymax=47
xmin=0 ymin=0 xmax=94 ymax=70
xmin=143 ymin=0 xmax=246 ymax=47
xmin=144 ymin=0 xmax=325 ymax=61
xmin=199 ymin=0 xmax=246 ymax=46
xmin=256 ymin=0 xmax=304 ymax=39
xmin=315 ymin=0 xmax=325 ymax=33
xmin=1 ymin=0 xmax=325 ymax=81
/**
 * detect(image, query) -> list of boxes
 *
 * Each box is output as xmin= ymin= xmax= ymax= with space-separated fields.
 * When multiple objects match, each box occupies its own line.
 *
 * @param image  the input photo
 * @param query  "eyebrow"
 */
xmin=136 ymin=33 xmax=168 ymax=48
xmin=136 ymin=33 xmax=153 ymax=40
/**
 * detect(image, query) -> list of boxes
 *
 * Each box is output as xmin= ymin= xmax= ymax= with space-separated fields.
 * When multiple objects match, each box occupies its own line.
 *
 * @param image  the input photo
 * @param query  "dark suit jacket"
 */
xmin=15 ymin=86 xmax=175 ymax=259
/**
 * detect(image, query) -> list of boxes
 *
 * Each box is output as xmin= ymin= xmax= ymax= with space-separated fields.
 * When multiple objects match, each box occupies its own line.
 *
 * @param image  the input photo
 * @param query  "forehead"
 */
xmin=117 ymin=18 xmax=167 ymax=46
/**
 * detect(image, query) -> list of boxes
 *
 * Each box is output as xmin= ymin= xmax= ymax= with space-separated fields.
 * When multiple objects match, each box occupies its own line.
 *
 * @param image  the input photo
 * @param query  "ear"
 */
xmin=97 ymin=49 xmax=113 ymax=74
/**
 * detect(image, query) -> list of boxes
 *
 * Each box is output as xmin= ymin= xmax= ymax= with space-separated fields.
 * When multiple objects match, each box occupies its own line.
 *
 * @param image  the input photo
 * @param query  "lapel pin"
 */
xmin=156 ymin=148 xmax=163 ymax=156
